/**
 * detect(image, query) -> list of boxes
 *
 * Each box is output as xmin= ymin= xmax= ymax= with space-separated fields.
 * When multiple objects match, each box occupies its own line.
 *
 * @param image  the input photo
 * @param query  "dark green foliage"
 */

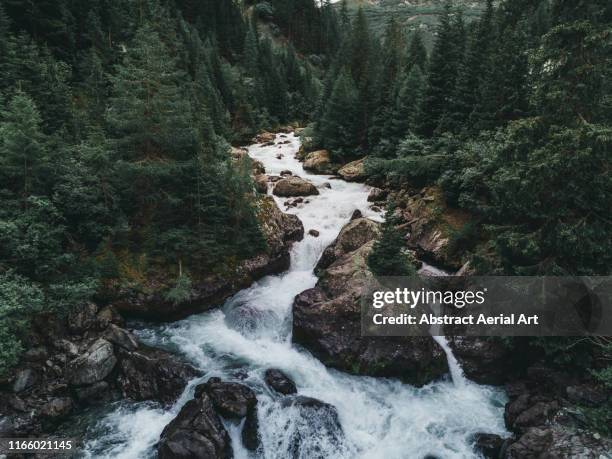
xmin=0 ymin=0 xmax=335 ymax=375
xmin=367 ymin=202 xmax=416 ymax=277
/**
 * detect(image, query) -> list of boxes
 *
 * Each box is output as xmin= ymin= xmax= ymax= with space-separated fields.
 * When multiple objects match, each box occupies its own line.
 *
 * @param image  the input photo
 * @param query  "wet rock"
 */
xmin=66 ymin=339 xmax=116 ymax=386
xmin=308 ymin=229 xmax=320 ymax=237
xmin=13 ymin=369 xmax=37 ymax=393
xmin=303 ymin=150 xmax=333 ymax=174
xmin=280 ymin=170 xmax=293 ymax=176
xmin=158 ymin=392 xmax=232 ymax=459
xmin=315 ymin=218 xmax=380 ymax=271
xmin=367 ymin=187 xmax=387 ymax=202
xmin=53 ymin=339 xmax=79 ymax=357
xmin=370 ymin=205 xmax=381 ymax=212
xmin=67 ymin=302 xmax=98 ymax=334
xmin=103 ymin=324 xmax=139 ymax=351
xmin=337 ymin=157 xmax=366 ymax=182
xmin=350 ymin=209 xmax=362 ymax=221
xmin=471 ymin=433 xmax=505 ymax=458
xmin=273 ymin=176 xmax=319 ymax=197
xmin=117 ymin=346 xmax=199 ymax=405
xmin=264 ymin=369 xmax=297 ymax=395
xmin=199 ymin=378 xmax=256 ymax=419
xmin=513 ymin=401 xmax=560 ymax=431
xmin=268 ymin=175 xmax=282 ymax=183
xmin=242 ymin=404 xmax=260 ymax=451
xmin=275 ymin=152 xmax=283 ymax=158
xmin=279 ymin=396 xmax=344 ymax=457
xmin=294 ymin=242 xmax=448 ymax=386
xmin=448 ymin=337 xmax=511 ymax=385
xmin=322 ymin=182 xmax=331 ymax=189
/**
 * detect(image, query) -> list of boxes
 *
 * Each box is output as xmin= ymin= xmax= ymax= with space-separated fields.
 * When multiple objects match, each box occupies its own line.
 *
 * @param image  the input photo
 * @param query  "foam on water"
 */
xmin=82 ymin=134 xmax=508 ymax=458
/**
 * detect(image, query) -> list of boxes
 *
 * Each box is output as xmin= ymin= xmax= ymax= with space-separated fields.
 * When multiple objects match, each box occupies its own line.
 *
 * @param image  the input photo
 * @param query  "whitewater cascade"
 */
xmin=83 ymin=133 xmax=507 ymax=459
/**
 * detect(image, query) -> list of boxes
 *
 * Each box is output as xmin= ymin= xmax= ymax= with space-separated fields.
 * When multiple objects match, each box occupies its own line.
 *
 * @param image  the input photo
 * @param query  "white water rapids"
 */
xmin=82 ymin=134 xmax=508 ymax=459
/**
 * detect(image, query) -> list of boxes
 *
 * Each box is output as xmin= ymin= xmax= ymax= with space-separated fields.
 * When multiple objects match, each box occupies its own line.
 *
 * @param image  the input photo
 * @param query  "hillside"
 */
xmin=337 ymin=0 xmax=486 ymax=44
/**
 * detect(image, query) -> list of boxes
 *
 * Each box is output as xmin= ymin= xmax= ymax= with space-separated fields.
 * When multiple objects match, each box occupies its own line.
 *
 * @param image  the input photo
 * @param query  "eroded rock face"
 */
xmin=337 ymin=157 xmax=366 ymax=182
xmin=448 ymin=336 xmax=512 ymax=385
xmin=303 ymin=150 xmax=335 ymax=174
xmin=293 ymin=242 xmax=448 ymax=386
xmin=315 ymin=218 xmax=380 ymax=271
xmin=158 ymin=392 xmax=233 ymax=459
xmin=273 ymin=176 xmax=320 ymax=197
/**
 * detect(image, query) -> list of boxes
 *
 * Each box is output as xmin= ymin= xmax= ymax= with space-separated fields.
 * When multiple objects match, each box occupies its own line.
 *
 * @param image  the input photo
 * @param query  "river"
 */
xmin=81 ymin=133 xmax=508 ymax=459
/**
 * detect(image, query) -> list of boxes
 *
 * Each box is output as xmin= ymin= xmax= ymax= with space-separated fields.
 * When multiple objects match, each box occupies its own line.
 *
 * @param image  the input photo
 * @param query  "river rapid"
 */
xmin=82 ymin=133 xmax=508 ymax=459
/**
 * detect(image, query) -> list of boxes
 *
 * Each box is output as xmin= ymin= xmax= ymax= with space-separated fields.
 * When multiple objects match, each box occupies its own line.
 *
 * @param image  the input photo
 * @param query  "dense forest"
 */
xmin=0 ymin=0 xmax=340 ymax=375
xmin=0 ymin=0 xmax=611 ymax=442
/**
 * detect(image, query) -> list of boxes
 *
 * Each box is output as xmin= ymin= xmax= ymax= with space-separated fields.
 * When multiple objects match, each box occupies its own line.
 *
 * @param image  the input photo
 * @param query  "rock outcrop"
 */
xmin=158 ymin=392 xmax=233 ymax=459
xmin=303 ymin=150 xmax=337 ymax=174
xmin=158 ymin=378 xmax=260 ymax=457
xmin=0 ymin=304 xmax=198 ymax=438
xmin=337 ymin=158 xmax=366 ymax=182
xmin=293 ymin=230 xmax=448 ymax=386
xmin=315 ymin=217 xmax=381 ymax=271
xmin=273 ymin=176 xmax=320 ymax=197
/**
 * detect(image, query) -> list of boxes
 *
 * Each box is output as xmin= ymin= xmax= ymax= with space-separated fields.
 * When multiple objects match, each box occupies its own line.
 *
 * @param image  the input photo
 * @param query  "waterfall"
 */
xmin=81 ymin=133 xmax=507 ymax=459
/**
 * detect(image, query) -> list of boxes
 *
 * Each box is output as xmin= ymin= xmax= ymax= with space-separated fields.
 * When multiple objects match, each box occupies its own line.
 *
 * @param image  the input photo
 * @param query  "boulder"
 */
xmin=303 ymin=150 xmax=333 ymax=174
xmin=367 ymin=187 xmax=387 ymax=203
xmin=264 ymin=369 xmax=297 ymax=395
xmin=12 ymin=369 xmax=37 ymax=393
xmin=315 ymin=218 xmax=380 ymax=271
xmin=199 ymin=378 xmax=256 ymax=419
xmin=66 ymin=339 xmax=117 ymax=386
xmin=350 ymin=209 xmax=362 ymax=221
xmin=337 ymin=158 xmax=366 ymax=182
xmin=74 ymin=381 xmax=110 ymax=403
xmin=95 ymin=306 xmax=125 ymax=329
xmin=448 ymin=336 xmax=511 ymax=385
xmin=471 ymin=433 xmax=505 ymax=459
xmin=116 ymin=346 xmax=200 ymax=405
xmin=158 ymin=392 xmax=232 ymax=459
xmin=308 ymin=229 xmax=320 ymax=237
xmin=254 ymin=174 xmax=269 ymax=194
xmin=103 ymin=324 xmax=139 ymax=351
xmin=294 ymin=242 xmax=448 ymax=386
xmin=280 ymin=170 xmax=293 ymax=176
xmin=505 ymin=427 xmax=552 ymax=458
xmin=255 ymin=132 xmax=275 ymax=143
xmin=273 ymin=176 xmax=319 ymax=197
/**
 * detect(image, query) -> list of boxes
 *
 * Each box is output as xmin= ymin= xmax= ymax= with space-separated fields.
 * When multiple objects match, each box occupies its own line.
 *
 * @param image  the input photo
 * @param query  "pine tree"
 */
xmin=318 ymin=68 xmax=360 ymax=158
xmin=386 ymin=66 xmax=425 ymax=147
xmin=417 ymin=1 xmax=460 ymax=137
xmin=367 ymin=202 xmax=416 ymax=277
xmin=405 ymin=30 xmax=427 ymax=73
xmin=0 ymin=92 xmax=47 ymax=202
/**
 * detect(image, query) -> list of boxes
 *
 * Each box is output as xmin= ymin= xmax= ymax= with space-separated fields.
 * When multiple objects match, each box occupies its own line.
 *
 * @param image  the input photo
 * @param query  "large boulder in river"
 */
xmin=337 ymin=158 xmax=366 ymax=182
xmin=199 ymin=378 xmax=257 ymax=419
xmin=303 ymin=150 xmax=335 ymax=174
xmin=273 ymin=176 xmax=320 ymax=197
xmin=66 ymin=339 xmax=117 ymax=386
xmin=293 ymin=241 xmax=448 ymax=386
xmin=315 ymin=218 xmax=380 ymax=271
xmin=116 ymin=345 xmax=200 ymax=405
xmin=158 ymin=391 xmax=232 ymax=459
xmin=254 ymin=174 xmax=269 ymax=194
xmin=255 ymin=131 xmax=275 ymax=143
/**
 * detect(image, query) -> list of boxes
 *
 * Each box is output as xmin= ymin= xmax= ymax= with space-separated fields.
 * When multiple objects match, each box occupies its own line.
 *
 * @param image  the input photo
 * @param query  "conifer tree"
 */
xmin=405 ymin=30 xmax=427 ymax=73
xmin=367 ymin=202 xmax=416 ymax=277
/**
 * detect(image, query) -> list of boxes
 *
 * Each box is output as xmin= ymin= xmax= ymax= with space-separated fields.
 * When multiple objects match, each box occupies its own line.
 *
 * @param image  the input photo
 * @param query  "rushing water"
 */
xmin=82 ymin=134 xmax=508 ymax=459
